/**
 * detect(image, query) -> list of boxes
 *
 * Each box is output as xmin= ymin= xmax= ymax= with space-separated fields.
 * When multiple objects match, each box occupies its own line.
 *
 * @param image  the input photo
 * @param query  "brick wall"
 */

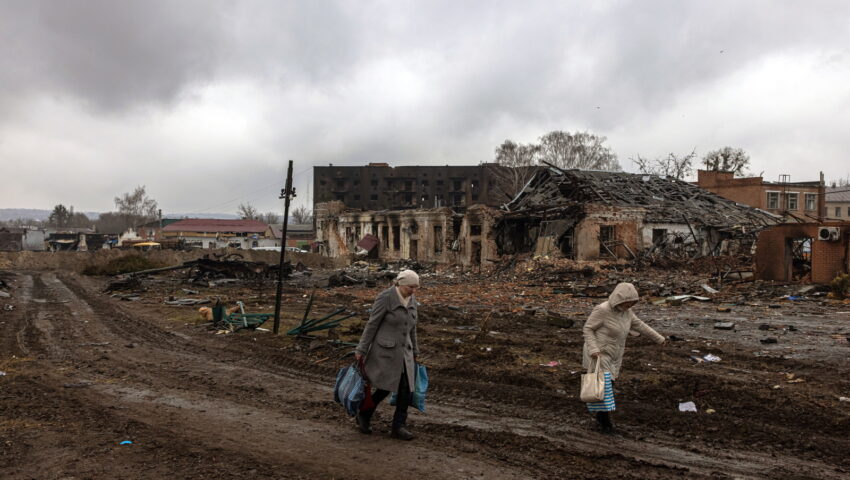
xmin=697 ymin=170 xmax=823 ymax=217
xmin=755 ymin=223 xmax=849 ymax=283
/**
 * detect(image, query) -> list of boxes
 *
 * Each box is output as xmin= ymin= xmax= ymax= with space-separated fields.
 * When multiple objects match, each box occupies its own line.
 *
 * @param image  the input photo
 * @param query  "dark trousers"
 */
xmin=364 ymin=368 xmax=411 ymax=429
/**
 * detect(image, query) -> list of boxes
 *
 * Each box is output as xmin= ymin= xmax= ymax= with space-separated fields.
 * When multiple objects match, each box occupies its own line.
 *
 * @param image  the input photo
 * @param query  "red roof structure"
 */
xmin=162 ymin=219 xmax=269 ymax=233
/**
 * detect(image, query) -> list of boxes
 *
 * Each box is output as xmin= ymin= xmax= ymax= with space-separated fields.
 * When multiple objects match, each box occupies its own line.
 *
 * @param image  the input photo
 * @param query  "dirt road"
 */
xmin=1 ymin=271 xmax=848 ymax=479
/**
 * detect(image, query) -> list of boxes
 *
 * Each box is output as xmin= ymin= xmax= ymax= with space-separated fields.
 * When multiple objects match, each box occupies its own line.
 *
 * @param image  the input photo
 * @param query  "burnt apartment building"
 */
xmin=313 ymin=163 xmax=513 ymax=211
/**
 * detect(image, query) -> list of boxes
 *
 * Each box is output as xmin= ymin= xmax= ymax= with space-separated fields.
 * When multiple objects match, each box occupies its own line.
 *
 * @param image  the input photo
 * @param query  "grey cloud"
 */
xmin=0 ymin=0 xmax=227 ymax=112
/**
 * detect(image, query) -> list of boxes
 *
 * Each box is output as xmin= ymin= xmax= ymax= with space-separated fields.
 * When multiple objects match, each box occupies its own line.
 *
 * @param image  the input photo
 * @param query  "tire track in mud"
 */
xmin=23 ymin=272 xmax=848 ymax=479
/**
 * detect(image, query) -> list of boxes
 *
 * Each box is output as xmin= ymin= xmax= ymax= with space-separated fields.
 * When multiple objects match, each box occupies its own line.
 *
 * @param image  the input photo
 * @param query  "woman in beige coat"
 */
xmin=582 ymin=282 xmax=666 ymax=433
xmin=354 ymin=269 xmax=420 ymax=440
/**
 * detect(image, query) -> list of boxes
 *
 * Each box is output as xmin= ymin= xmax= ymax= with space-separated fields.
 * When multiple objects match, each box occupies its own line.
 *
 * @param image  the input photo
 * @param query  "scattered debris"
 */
xmin=716 ymin=306 xmax=731 ymax=313
xmin=714 ymin=322 xmax=736 ymax=330
xmin=539 ymin=361 xmax=561 ymax=367
xmin=760 ymin=338 xmax=778 ymax=344
xmin=0 ymin=291 xmax=10 ymax=298
xmin=701 ymin=284 xmax=719 ymax=294
xmin=678 ymin=401 xmax=698 ymax=412
xmin=119 ymin=440 xmax=133 ymax=445
xmin=703 ymin=354 xmax=722 ymax=362
xmin=3 ymin=305 xmax=13 ymax=311
xmin=839 ymin=397 xmax=850 ymax=403
xmin=164 ymin=298 xmax=211 ymax=306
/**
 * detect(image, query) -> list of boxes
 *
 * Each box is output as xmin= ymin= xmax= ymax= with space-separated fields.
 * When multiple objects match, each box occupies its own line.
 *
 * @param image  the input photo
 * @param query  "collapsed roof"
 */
xmin=504 ymin=167 xmax=778 ymax=230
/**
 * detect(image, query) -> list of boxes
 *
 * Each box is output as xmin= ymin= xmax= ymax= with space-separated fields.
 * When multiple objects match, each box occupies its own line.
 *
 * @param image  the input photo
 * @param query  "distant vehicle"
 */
xmin=251 ymin=246 xmax=281 ymax=252
xmin=285 ymin=246 xmax=309 ymax=253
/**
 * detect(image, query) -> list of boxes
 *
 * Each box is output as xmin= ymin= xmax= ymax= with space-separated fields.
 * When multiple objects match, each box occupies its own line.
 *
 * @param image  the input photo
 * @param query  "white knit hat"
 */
xmin=394 ymin=269 xmax=420 ymax=286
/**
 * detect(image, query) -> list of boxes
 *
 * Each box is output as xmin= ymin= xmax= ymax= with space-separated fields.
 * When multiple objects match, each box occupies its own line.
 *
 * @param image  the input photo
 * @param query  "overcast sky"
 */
xmin=1 ymin=0 xmax=849 ymax=214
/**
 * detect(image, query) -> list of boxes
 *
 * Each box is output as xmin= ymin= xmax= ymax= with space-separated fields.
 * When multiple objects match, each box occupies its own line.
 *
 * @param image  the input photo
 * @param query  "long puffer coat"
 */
xmin=582 ymin=282 xmax=664 ymax=380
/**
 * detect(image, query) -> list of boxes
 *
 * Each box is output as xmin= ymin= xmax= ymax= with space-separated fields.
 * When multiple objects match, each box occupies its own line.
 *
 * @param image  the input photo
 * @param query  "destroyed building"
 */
xmin=755 ymin=221 xmax=850 ymax=283
xmin=315 ymin=201 xmax=500 ymax=267
xmin=496 ymin=166 xmax=778 ymax=261
xmin=313 ymin=163 xmax=516 ymax=211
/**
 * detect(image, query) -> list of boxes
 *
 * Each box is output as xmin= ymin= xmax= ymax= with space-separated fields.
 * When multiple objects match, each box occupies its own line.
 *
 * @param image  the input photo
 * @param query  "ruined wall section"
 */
xmin=457 ymin=205 xmax=502 ymax=268
xmin=755 ymin=222 xmax=849 ymax=283
xmin=573 ymin=206 xmax=646 ymax=260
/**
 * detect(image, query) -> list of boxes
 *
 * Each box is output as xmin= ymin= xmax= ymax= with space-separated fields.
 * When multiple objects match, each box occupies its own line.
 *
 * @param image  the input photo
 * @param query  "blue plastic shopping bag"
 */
xmin=390 ymin=363 xmax=429 ymax=412
xmin=333 ymin=363 xmax=366 ymax=416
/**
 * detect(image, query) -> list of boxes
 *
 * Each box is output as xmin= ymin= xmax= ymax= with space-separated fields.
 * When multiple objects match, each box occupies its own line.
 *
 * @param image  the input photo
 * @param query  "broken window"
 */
xmin=766 ymin=192 xmax=779 ymax=209
xmin=370 ymin=179 xmax=378 ymax=187
xmin=470 ymin=224 xmax=482 ymax=236
xmin=409 ymin=239 xmax=418 ymax=259
xmin=453 ymin=180 xmax=463 ymax=191
xmin=405 ymin=180 xmax=413 ymax=191
xmin=334 ymin=193 xmax=345 ymax=201
xmin=453 ymin=193 xmax=464 ymax=205
xmin=437 ymin=180 xmax=444 ymax=186
xmin=471 ymin=194 xmax=479 ymax=202
xmin=434 ymin=225 xmax=443 ymax=253
xmin=837 ymin=207 xmax=842 ymax=217
xmin=381 ymin=226 xmax=389 ymax=249
xmin=652 ymin=228 xmax=667 ymax=245
xmin=599 ymin=225 xmax=615 ymax=256
xmin=421 ymin=180 xmax=429 ymax=187
xmin=370 ymin=194 xmax=378 ymax=201
xmin=804 ymin=193 xmax=816 ymax=211
xmin=786 ymin=193 xmax=798 ymax=210
xmin=392 ymin=225 xmax=400 ymax=250
xmin=353 ymin=194 xmax=360 ymax=200
xmin=335 ymin=179 xmax=345 ymax=189
xmin=410 ymin=222 xmax=418 ymax=234
xmin=404 ymin=193 xmax=413 ymax=204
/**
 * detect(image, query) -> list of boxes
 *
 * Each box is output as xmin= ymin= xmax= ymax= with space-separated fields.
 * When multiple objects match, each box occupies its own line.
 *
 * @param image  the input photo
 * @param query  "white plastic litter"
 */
xmin=678 ymin=401 xmax=698 ymax=412
xmin=703 ymin=354 xmax=722 ymax=362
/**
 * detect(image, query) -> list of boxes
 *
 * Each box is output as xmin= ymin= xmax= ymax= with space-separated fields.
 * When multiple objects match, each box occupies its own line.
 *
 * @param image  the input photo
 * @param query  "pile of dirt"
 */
xmin=81 ymin=255 xmax=168 ymax=276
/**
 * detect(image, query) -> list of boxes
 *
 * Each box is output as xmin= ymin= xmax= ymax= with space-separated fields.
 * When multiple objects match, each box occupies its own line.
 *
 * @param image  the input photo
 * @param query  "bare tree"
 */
xmin=237 ymin=203 xmax=259 ymax=220
xmin=261 ymin=211 xmax=281 ymax=225
xmin=538 ymin=131 xmax=621 ymax=171
xmin=631 ymin=150 xmax=697 ymax=180
xmin=290 ymin=205 xmax=312 ymax=224
xmin=702 ymin=147 xmax=750 ymax=176
xmin=491 ymin=140 xmax=541 ymax=200
xmin=115 ymin=186 xmax=158 ymax=218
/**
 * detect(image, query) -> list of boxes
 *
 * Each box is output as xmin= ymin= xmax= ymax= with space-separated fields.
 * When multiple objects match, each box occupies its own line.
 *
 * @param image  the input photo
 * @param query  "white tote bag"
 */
xmin=580 ymin=358 xmax=606 ymax=402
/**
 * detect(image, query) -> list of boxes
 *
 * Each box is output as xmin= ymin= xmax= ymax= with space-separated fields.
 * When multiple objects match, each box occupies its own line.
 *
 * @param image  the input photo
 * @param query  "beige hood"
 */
xmin=608 ymin=282 xmax=639 ymax=308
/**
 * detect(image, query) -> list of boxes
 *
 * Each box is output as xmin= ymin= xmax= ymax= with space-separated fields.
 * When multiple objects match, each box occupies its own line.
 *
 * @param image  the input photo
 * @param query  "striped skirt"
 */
xmin=585 ymin=372 xmax=616 ymax=412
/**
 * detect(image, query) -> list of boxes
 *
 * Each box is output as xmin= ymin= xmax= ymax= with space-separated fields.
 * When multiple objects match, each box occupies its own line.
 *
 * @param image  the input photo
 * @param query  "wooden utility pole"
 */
xmin=273 ymin=160 xmax=296 ymax=334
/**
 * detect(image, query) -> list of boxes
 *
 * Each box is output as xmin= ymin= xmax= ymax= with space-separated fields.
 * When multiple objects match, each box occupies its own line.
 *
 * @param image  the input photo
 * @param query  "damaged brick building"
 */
xmin=495 ymin=166 xmax=777 ymax=261
xmin=315 ymin=201 xmax=500 ymax=267
xmin=312 ymin=163 xmax=515 ymax=211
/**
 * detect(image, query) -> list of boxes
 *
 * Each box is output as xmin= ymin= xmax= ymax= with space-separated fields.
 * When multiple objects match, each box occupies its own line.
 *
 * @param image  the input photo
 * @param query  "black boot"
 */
xmin=391 ymin=425 xmax=414 ymax=441
xmin=356 ymin=409 xmax=373 ymax=434
xmin=595 ymin=412 xmax=614 ymax=434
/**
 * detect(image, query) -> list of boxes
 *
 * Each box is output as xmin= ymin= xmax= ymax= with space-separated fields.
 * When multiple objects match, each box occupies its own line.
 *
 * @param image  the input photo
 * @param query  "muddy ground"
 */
xmin=1 ymin=257 xmax=849 ymax=479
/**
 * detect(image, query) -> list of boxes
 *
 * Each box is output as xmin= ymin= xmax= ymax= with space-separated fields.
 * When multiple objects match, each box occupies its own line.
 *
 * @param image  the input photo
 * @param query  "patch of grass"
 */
xmin=82 ymin=255 xmax=167 ymax=276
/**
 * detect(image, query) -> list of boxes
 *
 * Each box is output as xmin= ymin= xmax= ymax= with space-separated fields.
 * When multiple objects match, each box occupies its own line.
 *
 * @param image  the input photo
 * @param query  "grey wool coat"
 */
xmin=582 ymin=283 xmax=665 ymax=380
xmin=355 ymin=287 xmax=419 ymax=392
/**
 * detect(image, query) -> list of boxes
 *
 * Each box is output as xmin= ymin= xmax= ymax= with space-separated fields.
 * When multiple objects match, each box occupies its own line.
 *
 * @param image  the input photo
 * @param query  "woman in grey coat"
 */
xmin=354 ymin=269 xmax=420 ymax=440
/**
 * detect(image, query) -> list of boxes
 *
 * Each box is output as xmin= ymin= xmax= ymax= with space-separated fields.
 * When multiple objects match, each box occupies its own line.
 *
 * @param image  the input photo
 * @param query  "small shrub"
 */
xmin=82 ymin=255 xmax=166 ymax=276
xmin=830 ymin=273 xmax=850 ymax=299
